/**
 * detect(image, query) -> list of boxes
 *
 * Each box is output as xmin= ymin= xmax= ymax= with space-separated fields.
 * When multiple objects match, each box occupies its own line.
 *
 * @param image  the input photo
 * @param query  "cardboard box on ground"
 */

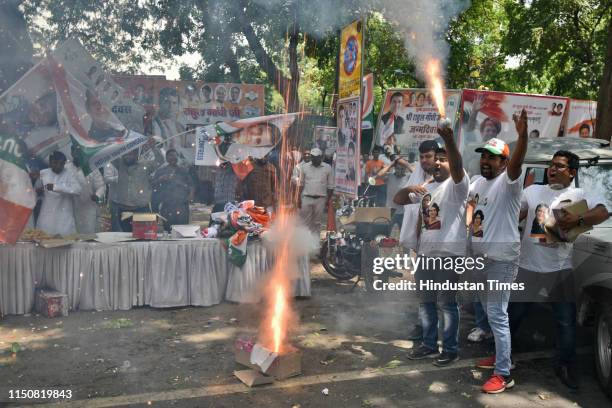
xmin=234 ymin=337 xmax=302 ymax=386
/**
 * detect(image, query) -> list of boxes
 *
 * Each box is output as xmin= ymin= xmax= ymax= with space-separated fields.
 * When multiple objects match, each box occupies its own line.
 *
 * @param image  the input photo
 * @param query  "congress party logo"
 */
xmin=343 ymin=36 xmax=359 ymax=76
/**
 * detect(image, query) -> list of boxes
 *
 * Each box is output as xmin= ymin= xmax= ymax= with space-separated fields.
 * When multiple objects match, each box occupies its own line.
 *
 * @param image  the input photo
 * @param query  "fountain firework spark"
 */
xmin=425 ymin=57 xmax=446 ymax=118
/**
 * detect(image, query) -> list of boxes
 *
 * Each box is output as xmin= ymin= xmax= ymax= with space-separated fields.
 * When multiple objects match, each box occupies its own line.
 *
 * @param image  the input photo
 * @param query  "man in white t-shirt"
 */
xmin=509 ymin=150 xmax=609 ymax=390
xmin=402 ymin=125 xmax=469 ymax=367
xmin=469 ymin=109 xmax=529 ymax=394
xmin=393 ymin=140 xmax=437 ymax=341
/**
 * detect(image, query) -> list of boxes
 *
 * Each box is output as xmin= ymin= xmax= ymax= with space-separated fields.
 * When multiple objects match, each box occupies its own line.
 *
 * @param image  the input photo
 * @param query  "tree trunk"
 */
xmin=238 ymin=0 xmax=301 ymax=113
xmin=285 ymin=17 xmax=300 ymax=113
xmin=595 ymin=19 xmax=612 ymax=141
xmin=0 ymin=0 xmax=34 ymax=95
xmin=223 ymin=40 xmax=241 ymax=83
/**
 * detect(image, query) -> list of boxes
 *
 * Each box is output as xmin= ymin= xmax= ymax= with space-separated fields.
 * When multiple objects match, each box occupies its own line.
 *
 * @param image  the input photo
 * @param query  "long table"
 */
xmin=0 ymin=239 xmax=310 ymax=316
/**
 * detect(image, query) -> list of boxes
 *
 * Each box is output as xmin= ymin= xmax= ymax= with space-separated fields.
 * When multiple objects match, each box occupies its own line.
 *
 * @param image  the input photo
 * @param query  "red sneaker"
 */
xmin=482 ymin=374 xmax=515 ymax=394
xmin=476 ymin=355 xmax=495 ymax=369
xmin=475 ymin=356 xmax=515 ymax=370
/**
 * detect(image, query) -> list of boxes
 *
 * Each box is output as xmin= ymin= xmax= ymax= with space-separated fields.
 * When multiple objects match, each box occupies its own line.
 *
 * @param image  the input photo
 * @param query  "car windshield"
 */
xmin=578 ymin=163 xmax=612 ymax=211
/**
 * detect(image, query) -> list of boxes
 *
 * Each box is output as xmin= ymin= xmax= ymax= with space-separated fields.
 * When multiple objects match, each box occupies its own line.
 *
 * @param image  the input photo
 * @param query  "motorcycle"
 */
xmin=320 ymin=180 xmax=402 ymax=291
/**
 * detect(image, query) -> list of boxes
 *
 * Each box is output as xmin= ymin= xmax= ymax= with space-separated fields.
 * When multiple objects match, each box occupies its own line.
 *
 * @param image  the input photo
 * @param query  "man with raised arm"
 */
xmin=469 ymin=109 xmax=529 ymax=394
xmin=402 ymin=124 xmax=469 ymax=367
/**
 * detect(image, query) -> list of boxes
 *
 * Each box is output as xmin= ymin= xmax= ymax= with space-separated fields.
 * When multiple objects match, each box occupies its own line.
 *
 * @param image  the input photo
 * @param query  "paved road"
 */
xmin=1 ymin=264 xmax=609 ymax=407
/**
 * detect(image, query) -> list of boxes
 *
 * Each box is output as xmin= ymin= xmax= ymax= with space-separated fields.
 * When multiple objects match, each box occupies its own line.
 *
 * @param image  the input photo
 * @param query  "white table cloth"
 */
xmin=0 ymin=239 xmax=310 ymax=316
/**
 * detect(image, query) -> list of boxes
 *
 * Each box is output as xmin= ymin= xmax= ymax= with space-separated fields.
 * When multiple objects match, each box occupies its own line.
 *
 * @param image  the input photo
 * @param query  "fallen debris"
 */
xmin=234 ymin=369 xmax=274 ymax=387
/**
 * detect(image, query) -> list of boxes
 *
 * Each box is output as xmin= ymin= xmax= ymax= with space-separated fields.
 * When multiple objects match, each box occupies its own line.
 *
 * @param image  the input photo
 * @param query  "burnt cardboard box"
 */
xmin=234 ymin=369 xmax=274 ymax=387
xmin=234 ymin=339 xmax=302 ymax=380
xmin=35 ymin=289 xmax=69 ymax=318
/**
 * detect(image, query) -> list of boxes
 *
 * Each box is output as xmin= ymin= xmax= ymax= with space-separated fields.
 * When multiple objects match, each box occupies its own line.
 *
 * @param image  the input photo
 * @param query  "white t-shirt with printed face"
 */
xmin=519 ymin=184 xmax=606 ymax=272
xmin=418 ymin=171 xmax=470 ymax=257
xmin=469 ymin=170 xmax=523 ymax=262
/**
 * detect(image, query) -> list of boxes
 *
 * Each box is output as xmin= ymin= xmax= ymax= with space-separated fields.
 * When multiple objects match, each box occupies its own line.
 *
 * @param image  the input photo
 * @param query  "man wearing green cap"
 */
xmin=469 ymin=109 xmax=529 ymax=394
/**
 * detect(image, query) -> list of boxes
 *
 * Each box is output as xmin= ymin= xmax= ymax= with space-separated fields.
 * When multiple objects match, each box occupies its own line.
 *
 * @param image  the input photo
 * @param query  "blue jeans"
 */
xmin=474 ymin=301 xmax=491 ymax=333
xmin=478 ymin=260 xmax=518 ymax=376
xmin=420 ymin=301 xmax=459 ymax=353
xmin=416 ymin=263 xmax=460 ymax=354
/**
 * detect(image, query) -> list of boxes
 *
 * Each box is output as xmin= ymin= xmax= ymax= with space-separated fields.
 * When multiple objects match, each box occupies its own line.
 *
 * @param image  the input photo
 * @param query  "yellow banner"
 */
xmin=338 ymin=20 xmax=363 ymax=99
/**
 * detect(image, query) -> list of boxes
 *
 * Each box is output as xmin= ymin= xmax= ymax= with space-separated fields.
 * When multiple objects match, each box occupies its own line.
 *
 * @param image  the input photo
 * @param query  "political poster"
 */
xmin=374 ymin=88 xmax=462 ymax=159
xmin=48 ymin=57 xmax=148 ymax=175
xmin=313 ymin=126 xmax=337 ymax=157
xmin=334 ymin=96 xmax=361 ymax=197
xmin=0 ymin=60 xmax=69 ymax=163
xmin=361 ymin=73 xmax=374 ymax=130
xmin=565 ymin=99 xmax=597 ymax=138
xmin=112 ymin=76 xmax=265 ymax=163
xmin=194 ymin=113 xmax=300 ymax=166
xmin=459 ymin=89 xmax=569 ymax=175
xmin=338 ymin=20 xmax=364 ymax=100
xmin=52 ymin=39 xmax=146 ymax=133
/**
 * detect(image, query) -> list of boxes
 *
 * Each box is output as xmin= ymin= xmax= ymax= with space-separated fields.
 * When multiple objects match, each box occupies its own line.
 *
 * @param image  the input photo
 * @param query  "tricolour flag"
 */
xmin=47 ymin=57 xmax=148 ymax=175
xmin=361 ymin=74 xmax=374 ymax=130
xmin=0 ymin=135 xmax=36 ymax=244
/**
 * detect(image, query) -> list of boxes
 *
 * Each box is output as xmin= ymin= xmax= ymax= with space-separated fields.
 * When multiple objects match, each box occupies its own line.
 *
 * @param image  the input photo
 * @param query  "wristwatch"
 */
xmin=577 ymin=215 xmax=585 ymax=226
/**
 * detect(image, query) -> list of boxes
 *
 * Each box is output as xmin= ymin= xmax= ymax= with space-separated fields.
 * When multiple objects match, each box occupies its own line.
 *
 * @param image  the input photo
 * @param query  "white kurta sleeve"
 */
xmin=91 ymin=169 xmax=106 ymax=200
xmin=53 ymin=172 xmax=83 ymax=196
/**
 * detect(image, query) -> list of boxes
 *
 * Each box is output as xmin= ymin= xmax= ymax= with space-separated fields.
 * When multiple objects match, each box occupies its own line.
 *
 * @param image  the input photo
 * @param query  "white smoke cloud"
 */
xmin=378 ymin=0 xmax=470 ymax=83
xmin=261 ymin=214 xmax=319 ymax=259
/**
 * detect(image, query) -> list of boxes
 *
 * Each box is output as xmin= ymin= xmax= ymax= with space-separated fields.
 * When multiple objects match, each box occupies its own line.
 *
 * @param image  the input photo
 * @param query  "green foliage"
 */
xmin=23 ymin=0 xmax=150 ymax=72
xmin=501 ymin=0 xmax=611 ymax=99
xmin=446 ymin=0 xmax=512 ymax=91
xmin=17 ymin=0 xmax=612 ymax=112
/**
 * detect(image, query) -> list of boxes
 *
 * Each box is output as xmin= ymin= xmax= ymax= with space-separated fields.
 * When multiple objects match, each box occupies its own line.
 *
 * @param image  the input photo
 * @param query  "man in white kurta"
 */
xmin=36 ymin=151 xmax=82 ymax=236
xmin=69 ymin=145 xmax=106 ymax=234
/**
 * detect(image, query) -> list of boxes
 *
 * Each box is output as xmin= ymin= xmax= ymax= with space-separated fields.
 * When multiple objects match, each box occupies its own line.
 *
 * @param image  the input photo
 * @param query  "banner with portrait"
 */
xmin=564 ymin=99 xmax=597 ymax=138
xmin=0 ymin=60 xmax=69 ymax=163
xmin=112 ymin=76 xmax=265 ymax=163
xmin=459 ymin=89 xmax=569 ymax=175
xmin=361 ymin=73 xmax=374 ymax=130
xmin=194 ymin=113 xmax=300 ymax=166
xmin=374 ymin=88 xmax=462 ymax=159
xmin=48 ymin=57 xmax=148 ymax=175
xmin=334 ymin=96 xmax=361 ymax=197
xmin=313 ymin=126 xmax=337 ymax=157
xmin=52 ymin=39 xmax=146 ymax=133
xmin=112 ymin=76 xmax=265 ymax=125
xmin=338 ymin=20 xmax=364 ymax=99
